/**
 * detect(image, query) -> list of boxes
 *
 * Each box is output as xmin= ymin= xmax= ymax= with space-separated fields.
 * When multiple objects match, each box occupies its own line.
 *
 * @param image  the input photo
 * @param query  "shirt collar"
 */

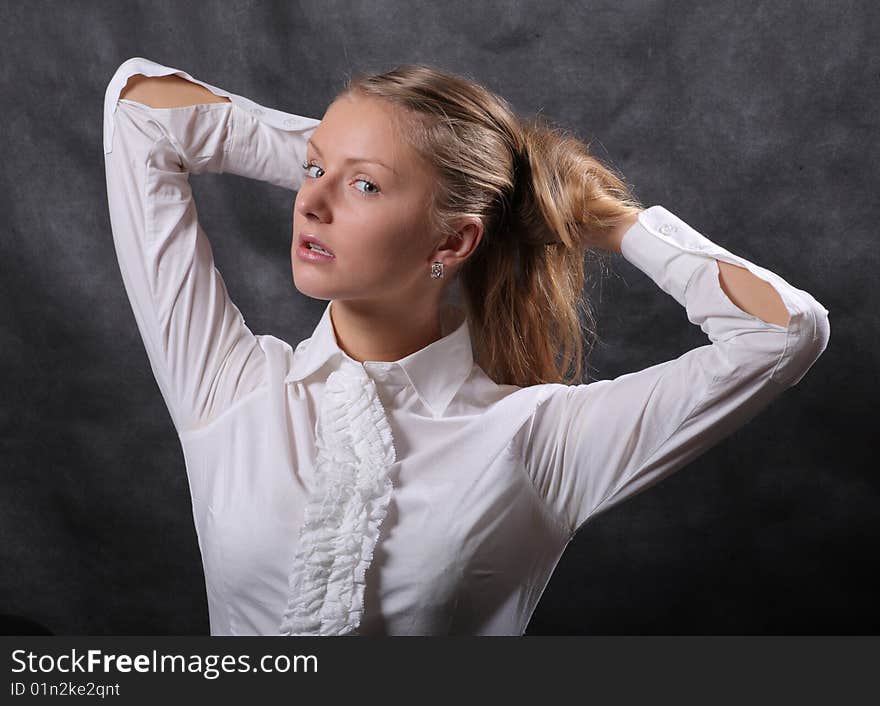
xmin=284 ymin=300 xmax=474 ymax=418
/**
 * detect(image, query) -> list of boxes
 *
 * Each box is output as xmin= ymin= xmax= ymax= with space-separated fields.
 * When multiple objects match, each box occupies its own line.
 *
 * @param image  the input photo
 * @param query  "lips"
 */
xmin=299 ymin=233 xmax=334 ymax=256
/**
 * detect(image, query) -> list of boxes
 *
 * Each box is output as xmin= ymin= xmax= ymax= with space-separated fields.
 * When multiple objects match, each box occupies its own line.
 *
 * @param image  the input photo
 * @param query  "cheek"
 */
xmin=355 ymin=214 xmax=425 ymax=265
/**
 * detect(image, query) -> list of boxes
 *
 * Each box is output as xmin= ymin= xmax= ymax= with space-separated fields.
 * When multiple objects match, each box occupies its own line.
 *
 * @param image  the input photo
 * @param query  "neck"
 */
xmin=329 ymin=298 xmax=456 ymax=364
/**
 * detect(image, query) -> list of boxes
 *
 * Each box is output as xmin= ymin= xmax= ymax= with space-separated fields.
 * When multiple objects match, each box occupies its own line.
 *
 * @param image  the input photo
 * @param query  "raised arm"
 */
xmin=607 ymin=211 xmax=791 ymax=327
xmin=520 ymin=205 xmax=831 ymax=538
xmin=103 ymin=57 xmax=320 ymax=435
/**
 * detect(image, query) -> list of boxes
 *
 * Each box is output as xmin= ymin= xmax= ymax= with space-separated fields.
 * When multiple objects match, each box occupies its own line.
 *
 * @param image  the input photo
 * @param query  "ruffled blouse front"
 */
xmin=279 ymin=360 xmax=397 ymax=636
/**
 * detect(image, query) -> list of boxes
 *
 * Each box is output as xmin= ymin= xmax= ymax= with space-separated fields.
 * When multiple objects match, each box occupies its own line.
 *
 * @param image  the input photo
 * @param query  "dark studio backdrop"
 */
xmin=1 ymin=0 xmax=876 ymax=636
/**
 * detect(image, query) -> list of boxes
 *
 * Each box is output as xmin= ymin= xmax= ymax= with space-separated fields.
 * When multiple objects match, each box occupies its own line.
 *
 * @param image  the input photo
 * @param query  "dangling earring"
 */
xmin=430 ymin=262 xmax=444 ymax=279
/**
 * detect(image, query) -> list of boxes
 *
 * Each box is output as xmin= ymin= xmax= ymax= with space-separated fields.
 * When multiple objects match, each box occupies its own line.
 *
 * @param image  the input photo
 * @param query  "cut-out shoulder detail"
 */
xmin=119 ymin=73 xmax=231 ymax=108
xmin=717 ymin=259 xmax=791 ymax=327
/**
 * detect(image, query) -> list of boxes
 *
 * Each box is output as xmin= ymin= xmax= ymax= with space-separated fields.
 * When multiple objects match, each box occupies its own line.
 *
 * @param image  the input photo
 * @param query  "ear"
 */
xmin=434 ymin=217 xmax=483 ymax=265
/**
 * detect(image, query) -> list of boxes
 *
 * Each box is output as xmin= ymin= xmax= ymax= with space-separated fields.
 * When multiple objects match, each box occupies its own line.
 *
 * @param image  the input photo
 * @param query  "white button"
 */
xmin=250 ymin=107 xmax=263 ymax=116
xmin=659 ymin=223 xmax=676 ymax=235
xmin=284 ymin=117 xmax=298 ymax=128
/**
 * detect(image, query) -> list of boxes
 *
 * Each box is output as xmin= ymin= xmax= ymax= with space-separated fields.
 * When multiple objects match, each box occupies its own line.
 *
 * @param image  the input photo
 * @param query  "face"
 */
xmin=291 ymin=94 xmax=447 ymax=305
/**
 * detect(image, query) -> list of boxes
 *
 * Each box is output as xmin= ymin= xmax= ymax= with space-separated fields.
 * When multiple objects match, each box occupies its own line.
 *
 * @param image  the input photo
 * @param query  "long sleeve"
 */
xmin=521 ymin=205 xmax=831 ymax=538
xmin=103 ymin=57 xmax=320 ymax=435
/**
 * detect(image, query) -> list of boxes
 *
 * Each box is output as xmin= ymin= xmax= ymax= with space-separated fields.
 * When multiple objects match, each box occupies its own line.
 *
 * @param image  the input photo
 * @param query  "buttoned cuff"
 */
xmin=220 ymin=101 xmax=320 ymax=191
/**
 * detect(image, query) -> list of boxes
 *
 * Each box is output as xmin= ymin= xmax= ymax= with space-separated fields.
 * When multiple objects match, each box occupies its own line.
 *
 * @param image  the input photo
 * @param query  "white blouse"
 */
xmin=103 ymin=57 xmax=831 ymax=636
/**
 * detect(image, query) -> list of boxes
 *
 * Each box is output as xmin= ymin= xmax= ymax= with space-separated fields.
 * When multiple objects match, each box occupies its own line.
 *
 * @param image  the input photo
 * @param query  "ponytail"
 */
xmin=461 ymin=115 xmax=643 ymax=386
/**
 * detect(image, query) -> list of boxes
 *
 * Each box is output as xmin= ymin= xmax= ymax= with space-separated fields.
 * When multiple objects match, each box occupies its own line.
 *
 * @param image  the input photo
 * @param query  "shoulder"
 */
xmin=458 ymin=364 xmax=568 ymax=416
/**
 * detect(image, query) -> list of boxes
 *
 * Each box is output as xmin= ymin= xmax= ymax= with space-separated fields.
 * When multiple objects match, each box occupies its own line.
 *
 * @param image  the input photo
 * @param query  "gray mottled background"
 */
xmin=1 ymin=0 xmax=876 ymax=635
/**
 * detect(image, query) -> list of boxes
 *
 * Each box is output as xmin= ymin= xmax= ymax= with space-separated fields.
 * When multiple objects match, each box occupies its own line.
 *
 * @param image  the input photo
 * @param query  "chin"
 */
xmin=291 ymin=267 xmax=337 ymax=300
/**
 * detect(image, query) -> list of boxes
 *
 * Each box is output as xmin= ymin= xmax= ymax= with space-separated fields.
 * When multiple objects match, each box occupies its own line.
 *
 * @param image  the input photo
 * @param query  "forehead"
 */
xmin=310 ymin=95 xmax=416 ymax=171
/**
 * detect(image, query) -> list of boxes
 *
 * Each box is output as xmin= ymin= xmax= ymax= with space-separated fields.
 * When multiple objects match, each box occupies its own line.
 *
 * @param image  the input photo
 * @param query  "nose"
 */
xmin=295 ymin=176 xmax=333 ymax=223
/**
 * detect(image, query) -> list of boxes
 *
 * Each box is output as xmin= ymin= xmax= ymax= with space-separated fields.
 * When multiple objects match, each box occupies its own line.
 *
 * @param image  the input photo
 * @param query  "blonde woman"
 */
xmin=103 ymin=57 xmax=830 ymax=636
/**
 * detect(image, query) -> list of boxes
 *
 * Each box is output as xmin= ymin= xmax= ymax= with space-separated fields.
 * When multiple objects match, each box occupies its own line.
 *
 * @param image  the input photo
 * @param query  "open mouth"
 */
xmin=297 ymin=238 xmax=336 ymax=262
xmin=304 ymin=242 xmax=333 ymax=257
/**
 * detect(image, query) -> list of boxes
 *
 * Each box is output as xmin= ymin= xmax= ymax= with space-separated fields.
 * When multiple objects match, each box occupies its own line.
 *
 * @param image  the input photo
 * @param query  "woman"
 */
xmin=102 ymin=57 xmax=830 ymax=636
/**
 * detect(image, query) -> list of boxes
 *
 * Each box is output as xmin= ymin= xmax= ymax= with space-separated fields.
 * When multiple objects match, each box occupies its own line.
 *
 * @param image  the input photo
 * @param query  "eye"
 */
xmin=301 ymin=160 xmax=381 ymax=198
xmin=353 ymin=177 xmax=381 ymax=196
xmin=301 ymin=160 xmax=323 ymax=179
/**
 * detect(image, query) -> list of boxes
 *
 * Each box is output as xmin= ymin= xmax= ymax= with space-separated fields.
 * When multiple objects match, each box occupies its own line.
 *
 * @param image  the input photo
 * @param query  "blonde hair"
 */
xmin=338 ymin=64 xmax=643 ymax=386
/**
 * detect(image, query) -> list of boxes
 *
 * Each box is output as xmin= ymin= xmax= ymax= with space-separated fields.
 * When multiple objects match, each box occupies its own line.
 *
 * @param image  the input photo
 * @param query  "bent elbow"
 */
xmin=770 ymin=302 xmax=831 ymax=388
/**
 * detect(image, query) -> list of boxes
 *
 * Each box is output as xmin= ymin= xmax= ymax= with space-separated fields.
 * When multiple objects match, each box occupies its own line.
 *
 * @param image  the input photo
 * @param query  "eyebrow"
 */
xmin=307 ymin=138 xmax=398 ymax=176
